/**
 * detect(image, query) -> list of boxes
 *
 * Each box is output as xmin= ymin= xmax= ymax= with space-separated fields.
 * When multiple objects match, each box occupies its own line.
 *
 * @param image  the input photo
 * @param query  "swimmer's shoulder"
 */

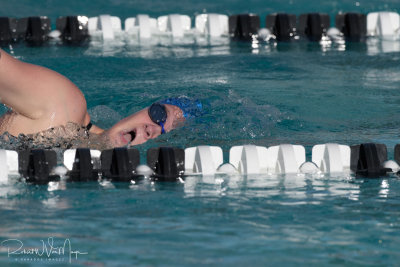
xmin=0 ymin=49 xmax=89 ymax=130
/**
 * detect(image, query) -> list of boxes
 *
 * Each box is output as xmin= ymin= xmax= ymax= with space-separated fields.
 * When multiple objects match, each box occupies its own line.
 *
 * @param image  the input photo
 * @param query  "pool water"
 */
xmin=1 ymin=0 xmax=400 ymax=266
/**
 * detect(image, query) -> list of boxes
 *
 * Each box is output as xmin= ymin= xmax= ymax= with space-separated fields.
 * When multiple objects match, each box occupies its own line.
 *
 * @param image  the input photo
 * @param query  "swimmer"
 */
xmin=0 ymin=49 xmax=201 ymax=149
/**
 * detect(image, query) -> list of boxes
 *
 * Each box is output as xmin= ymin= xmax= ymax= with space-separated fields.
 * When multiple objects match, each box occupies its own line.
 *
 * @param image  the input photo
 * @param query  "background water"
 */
xmin=1 ymin=0 xmax=400 ymax=266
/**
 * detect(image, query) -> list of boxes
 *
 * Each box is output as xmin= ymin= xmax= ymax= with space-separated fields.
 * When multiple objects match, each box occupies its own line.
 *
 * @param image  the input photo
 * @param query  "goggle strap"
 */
xmin=160 ymin=122 xmax=165 ymax=134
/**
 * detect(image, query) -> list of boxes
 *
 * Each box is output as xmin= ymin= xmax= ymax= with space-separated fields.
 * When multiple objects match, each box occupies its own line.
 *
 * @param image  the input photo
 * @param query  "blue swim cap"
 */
xmin=159 ymin=97 xmax=203 ymax=119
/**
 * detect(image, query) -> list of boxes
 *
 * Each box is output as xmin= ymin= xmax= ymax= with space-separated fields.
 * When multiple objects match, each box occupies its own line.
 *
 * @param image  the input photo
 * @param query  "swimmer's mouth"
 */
xmin=121 ymin=130 xmax=136 ymax=144
xmin=128 ymin=130 xmax=136 ymax=142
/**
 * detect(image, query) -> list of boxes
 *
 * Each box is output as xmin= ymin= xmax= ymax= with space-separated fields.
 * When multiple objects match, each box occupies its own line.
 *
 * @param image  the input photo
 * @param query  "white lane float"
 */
xmin=185 ymin=145 xmax=223 ymax=175
xmin=88 ymin=14 xmax=122 ymax=40
xmin=312 ymin=143 xmax=351 ymax=173
xmin=195 ymin=13 xmax=229 ymax=37
xmin=0 ymin=150 xmax=19 ymax=182
xmin=267 ymin=144 xmax=306 ymax=174
xmin=367 ymin=12 xmax=400 ymax=39
xmin=125 ymin=14 xmax=158 ymax=40
xmin=157 ymin=14 xmax=191 ymax=38
xmin=229 ymin=145 xmax=268 ymax=174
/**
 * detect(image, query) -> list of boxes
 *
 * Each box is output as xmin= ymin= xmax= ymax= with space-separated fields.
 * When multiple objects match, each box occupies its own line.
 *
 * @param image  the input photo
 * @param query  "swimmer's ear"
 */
xmin=174 ymin=110 xmax=181 ymax=118
xmin=173 ymin=106 xmax=184 ymax=119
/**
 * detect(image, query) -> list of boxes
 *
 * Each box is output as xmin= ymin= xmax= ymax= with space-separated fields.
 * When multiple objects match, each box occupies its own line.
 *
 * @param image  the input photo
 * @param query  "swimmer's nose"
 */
xmin=145 ymin=124 xmax=161 ymax=139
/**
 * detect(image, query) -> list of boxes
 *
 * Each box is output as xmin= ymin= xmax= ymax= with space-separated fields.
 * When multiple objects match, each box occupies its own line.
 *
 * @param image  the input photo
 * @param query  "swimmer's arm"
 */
xmin=90 ymin=125 xmax=104 ymax=134
xmin=0 ymin=49 xmax=85 ymax=121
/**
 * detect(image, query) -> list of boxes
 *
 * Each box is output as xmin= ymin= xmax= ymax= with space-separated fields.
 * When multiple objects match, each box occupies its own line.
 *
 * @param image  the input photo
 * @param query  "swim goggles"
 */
xmin=148 ymin=103 xmax=167 ymax=134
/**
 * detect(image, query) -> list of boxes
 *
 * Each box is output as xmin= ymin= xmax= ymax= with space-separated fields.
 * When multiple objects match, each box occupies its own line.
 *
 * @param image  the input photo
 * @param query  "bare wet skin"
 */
xmin=0 ymin=100 xmax=188 ymax=150
xmin=0 ymin=121 xmax=112 ymax=150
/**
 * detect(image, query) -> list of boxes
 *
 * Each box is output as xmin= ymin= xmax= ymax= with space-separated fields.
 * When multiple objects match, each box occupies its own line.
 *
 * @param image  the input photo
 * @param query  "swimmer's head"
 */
xmin=105 ymin=97 xmax=201 ymax=147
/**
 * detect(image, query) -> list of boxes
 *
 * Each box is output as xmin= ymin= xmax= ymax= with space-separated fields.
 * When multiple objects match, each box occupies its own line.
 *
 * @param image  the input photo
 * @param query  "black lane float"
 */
xmin=298 ymin=13 xmax=330 ymax=42
xmin=336 ymin=12 xmax=367 ymax=42
xmin=350 ymin=143 xmax=391 ymax=178
xmin=67 ymin=148 xmax=99 ymax=182
xmin=147 ymin=147 xmax=185 ymax=181
xmin=100 ymin=147 xmax=140 ymax=182
xmin=56 ymin=16 xmax=89 ymax=45
xmin=0 ymin=17 xmax=16 ymax=46
xmin=228 ymin=14 xmax=260 ymax=41
xmin=18 ymin=149 xmax=59 ymax=184
xmin=265 ymin=13 xmax=296 ymax=42
xmin=18 ymin=16 xmax=51 ymax=46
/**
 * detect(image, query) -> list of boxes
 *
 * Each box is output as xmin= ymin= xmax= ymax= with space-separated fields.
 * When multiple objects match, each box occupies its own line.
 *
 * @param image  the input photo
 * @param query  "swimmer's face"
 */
xmin=106 ymin=104 xmax=184 ymax=147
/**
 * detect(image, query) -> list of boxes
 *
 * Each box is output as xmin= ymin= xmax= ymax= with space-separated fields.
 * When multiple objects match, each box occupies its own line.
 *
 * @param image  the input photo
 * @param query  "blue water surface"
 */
xmin=1 ymin=0 xmax=400 ymax=266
